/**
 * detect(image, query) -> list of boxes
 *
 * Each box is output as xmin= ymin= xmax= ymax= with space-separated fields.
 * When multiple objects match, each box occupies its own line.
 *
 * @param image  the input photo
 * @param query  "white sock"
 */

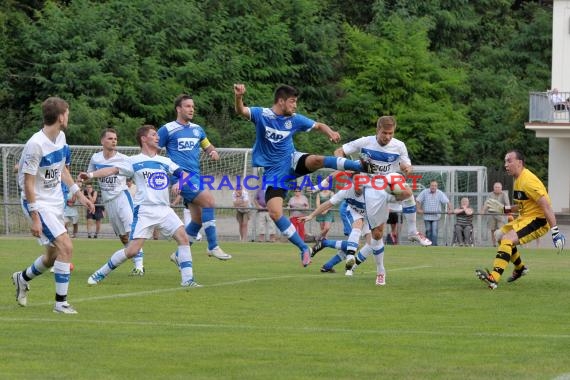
xmin=177 ymin=245 xmax=194 ymax=283
xmin=98 ymin=249 xmax=128 ymax=276
xmin=25 ymin=255 xmax=48 ymax=280
xmin=370 ymin=238 xmax=385 ymax=274
xmin=53 ymin=260 xmax=71 ymax=305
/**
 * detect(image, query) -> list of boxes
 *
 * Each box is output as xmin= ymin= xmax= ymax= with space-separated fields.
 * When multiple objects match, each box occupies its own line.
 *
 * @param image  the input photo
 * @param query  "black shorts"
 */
xmin=387 ymin=211 xmax=401 ymax=225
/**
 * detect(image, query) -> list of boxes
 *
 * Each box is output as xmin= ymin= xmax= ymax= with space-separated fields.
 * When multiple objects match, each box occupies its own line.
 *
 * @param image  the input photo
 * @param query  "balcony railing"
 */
xmin=529 ymin=91 xmax=570 ymax=122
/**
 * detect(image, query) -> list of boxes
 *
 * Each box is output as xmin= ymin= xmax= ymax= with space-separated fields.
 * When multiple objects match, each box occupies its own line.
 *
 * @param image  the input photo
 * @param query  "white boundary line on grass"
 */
xmin=0 ymin=264 xmax=433 ymax=312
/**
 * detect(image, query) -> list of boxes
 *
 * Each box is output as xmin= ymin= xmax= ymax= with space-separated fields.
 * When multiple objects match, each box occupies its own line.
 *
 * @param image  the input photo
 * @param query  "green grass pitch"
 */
xmin=1 ymin=237 xmax=570 ymax=379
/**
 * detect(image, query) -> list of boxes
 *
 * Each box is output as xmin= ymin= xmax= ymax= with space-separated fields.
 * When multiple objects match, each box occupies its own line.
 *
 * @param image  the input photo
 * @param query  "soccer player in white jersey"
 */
xmin=336 ymin=115 xmax=432 ymax=246
xmin=300 ymin=175 xmax=404 ymax=285
xmin=84 ymin=125 xmax=200 ymax=288
xmin=11 ymin=97 xmax=95 ymax=314
xmin=157 ymin=94 xmax=231 ymax=261
xmin=83 ymin=128 xmax=145 ymax=275
xmin=234 ymin=83 xmax=370 ymax=267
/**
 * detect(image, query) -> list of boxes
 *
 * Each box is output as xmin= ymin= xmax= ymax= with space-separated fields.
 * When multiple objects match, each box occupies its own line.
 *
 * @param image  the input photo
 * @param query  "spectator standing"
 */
xmin=288 ymin=188 xmax=310 ymax=242
xmin=416 ymin=180 xmax=453 ymax=246
xmin=453 ymin=197 xmax=474 ymax=247
xmin=548 ymin=88 xmax=567 ymax=110
xmin=63 ymin=180 xmax=81 ymax=238
xmin=481 ymin=182 xmax=510 ymax=247
xmin=232 ymin=188 xmax=251 ymax=242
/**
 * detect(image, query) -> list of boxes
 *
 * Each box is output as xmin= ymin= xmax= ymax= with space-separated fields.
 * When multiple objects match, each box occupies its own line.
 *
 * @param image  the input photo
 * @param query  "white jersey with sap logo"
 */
xmin=118 ymin=153 xmax=180 ymax=207
xmin=18 ymin=130 xmax=70 ymax=209
xmin=88 ymin=151 xmax=130 ymax=203
xmin=342 ymin=136 xmax=411 ymax=175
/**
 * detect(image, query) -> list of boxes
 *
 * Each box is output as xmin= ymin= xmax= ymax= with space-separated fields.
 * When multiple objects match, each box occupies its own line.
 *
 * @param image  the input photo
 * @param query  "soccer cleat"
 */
xmin=345 ymin=268 xmax=353 ymax=277
xmin=87 ymin=272 xmax=105 ymax=285
xmin=12 ymin=272 xmax=29 ymax=307
xmin=507 ymin=266 xmax=529 ymax=283
xmin=169 ymin=252 xmax=179 ymax=266
xmin=375 ymin=273 xmax=386 ymax=286
xmin=311 ymin=237 xmax=326 ymax=257
xmin=359 ymin=153 xmax=375 ymax=174
xmin=53 ymin=303 xmax=78 ymax=314
xmin=345 ymin=254 xmax=356 ymax=270
xmin=181 ymin=279 xmax=203 ymax=288
xmin=207 ymin=246 xmax=232 ymax=260
xmin=129 ymin=267 xmax=145 ymax=276
xmin=301 ymin=249 xmax=312 ymax=267
xmin=320 ymin=266 xmax=336 ymax=273
xmin=409 ymin=232 xmax=432 ymax=246
xmin=475 ymin=268 xmax=498 ymax=290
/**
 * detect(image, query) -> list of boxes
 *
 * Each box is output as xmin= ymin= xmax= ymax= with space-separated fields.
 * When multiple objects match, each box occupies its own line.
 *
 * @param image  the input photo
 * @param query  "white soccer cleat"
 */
xmin=409 ymin=232 xmax=432 ymax=246
xmin=375 ymin=273 xmax=386 ymax=286
xmin=12 ymin=272 xmax=29 ymax=307
xmin=345 ymin=269 xmax=354 ymax=277
xmin=181 ymin=279 xmax=203 ymax=288
xmin=87 ymin=272 xmax=105 ymax=285
xmin=207 ymin=246 xmax=232 ymax=260
xmin=169 ymin=252 xmax=179 ymax=266
xmin=195 ymin=232 xmax=203 ymax=241
xmin=53 ymin=303 xmax=78 ymax=314
xmin=129 ymin=267 xmax=145 ymax=277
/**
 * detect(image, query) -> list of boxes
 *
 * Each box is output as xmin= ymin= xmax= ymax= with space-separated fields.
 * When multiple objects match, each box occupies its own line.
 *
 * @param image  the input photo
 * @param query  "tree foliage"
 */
xmin=0 ymin=0 xmax=554 ymax=178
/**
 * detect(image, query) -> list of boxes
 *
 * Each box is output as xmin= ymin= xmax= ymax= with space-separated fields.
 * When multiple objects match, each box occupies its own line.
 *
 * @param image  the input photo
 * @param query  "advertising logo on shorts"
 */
xmin=148 ymin=172 xmax=169 ymax=190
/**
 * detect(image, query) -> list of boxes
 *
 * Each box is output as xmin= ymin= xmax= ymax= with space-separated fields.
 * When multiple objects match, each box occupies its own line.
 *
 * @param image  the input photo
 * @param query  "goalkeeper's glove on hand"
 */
xmin=485 ymin=198 xmax=511 ymax=214
xmin=551 ymin=226 xmax=565 ymax=254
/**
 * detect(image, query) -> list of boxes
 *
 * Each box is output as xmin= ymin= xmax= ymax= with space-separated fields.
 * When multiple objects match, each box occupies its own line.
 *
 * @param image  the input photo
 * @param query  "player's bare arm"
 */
xmin=23 ymin=173 xmax=41 ymax=237
xmin=312 ymin=122 xmax=340 ymax=143
xmin=234 ymin=83 xmax=251 ymax=119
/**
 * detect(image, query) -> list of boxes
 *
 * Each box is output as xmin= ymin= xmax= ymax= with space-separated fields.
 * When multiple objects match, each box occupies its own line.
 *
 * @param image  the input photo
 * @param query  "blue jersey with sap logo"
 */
xmin=249 ymin=107 xmax=315 ymax=171
xmin=157 ymin=121 xmax=206 ymax=175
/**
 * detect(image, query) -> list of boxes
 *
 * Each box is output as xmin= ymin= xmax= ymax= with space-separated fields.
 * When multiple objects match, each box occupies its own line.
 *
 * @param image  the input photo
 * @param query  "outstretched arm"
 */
xmin=298 ymin=200 xmax=334 ymax=223
xmin=234 ymin=83 xmax=251 ymax=120
xmin=312 ymin=122 xmax=340 ymax=143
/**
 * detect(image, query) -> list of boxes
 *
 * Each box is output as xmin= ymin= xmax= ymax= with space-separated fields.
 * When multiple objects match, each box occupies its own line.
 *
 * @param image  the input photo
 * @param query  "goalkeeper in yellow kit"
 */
xmin=476 ymin=150 xmax=565 ymax=289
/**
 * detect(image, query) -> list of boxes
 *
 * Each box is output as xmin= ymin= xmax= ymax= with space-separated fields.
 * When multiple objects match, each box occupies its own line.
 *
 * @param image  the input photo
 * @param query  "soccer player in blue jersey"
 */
xmin=12 ymin=97 xmax=95 ymax=313
xmin=234 ymin=83 xmax=368 ymax=267
xmin=157 ymin=95 xmax=231 ymax=260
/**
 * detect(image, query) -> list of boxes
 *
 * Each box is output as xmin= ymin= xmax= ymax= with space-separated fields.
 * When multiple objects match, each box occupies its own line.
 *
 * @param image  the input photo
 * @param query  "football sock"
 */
xmin=510 ymin=246 xmax=524 ymax=270
xmin=356 ymin=244 xmax=372 ymax=264
xmin=371 ymin=238 xmax=386 ymax=274
xmin=323 ymin=156 xmax=363 ymax=172
xmin=202 ymin=208 xmax=219 ymax=251
xmin=275 ymin=216 xmax=308 ymax=251
xmin=322 ymin=251 xmax=343 ymax=270
xmin=491 ymin=240 xmax=514 ymax=282
xmin=98 ymin=248 xmax=128 ymax=277
xmin=347 ymin=228 xmax=361 ymax=253
xmin=186 ymin=221 xmax=202 ymax=242
xmin=401 ymin=196 xmax=418 ymax=236
xmin=53 ymin=260 xmax=71 ymax=305
xmin=23 ymin=255 xmax=48 ymax=281
xmin=176 ymin=245 xmax=194 ymax=283
xmin=132 ymin=249 xmax=144 ymax=270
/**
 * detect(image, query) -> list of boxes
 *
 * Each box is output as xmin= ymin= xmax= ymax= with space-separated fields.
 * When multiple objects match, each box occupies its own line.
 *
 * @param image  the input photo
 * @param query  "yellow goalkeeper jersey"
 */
xmin=513 ymin=168 xmax=551 ymax=218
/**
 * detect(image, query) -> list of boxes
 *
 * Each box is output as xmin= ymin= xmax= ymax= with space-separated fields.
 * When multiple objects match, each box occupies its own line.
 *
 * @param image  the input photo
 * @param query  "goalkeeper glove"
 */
xmin=485 ymin=198 xmax=511 ymax=214
xmin=551 ymin=226 xmax=565 ymax=254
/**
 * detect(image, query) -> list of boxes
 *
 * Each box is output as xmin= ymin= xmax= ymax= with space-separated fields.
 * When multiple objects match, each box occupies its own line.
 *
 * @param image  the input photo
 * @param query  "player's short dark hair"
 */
xmin=174 ymin=94 xmax=193 ymax=110
xmin=136 ymin=125 xmax=156 ymax=147
xmin=101 ymin=128 xmax=118 ymax=139
xmin=376 ymin=116 xmax=397 ymax=130
xmin=507 ymin=149 xmax=525 ymax=165
xmin=42 ymin=97 xmax=69 ymax=125
xmin=274 ymin=85 xmax=299 ymax=103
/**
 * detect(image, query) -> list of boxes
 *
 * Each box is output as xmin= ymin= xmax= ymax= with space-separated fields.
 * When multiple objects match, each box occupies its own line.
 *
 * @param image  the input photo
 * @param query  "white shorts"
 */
xmin=131 ymin=205 xmax=183 ymax=240
xmin=105 ymin=190 xmax=134 ymax=236
xmin=345 ymin=205 xmax=371 ymax=236
xmin=21 ymin=200 xmax=66 ymax=246
xmin=363 ymin=187 xmax=390 ymax=230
